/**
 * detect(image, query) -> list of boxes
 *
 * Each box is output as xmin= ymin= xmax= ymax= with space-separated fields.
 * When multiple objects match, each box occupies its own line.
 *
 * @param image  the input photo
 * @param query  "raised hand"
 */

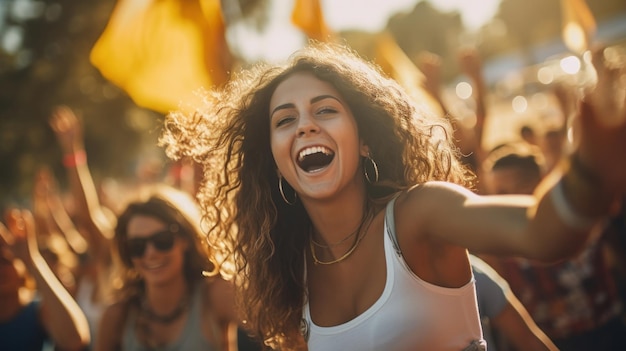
xmin=416 ymin=51 xmax=444 ymax=100
xmin=574 ymin=46 xmax=626 ymax=194
xmin=0 ymin=209 xmax=39 ymax=264
xmin=49 ymin=105 xmax=84 ymax=154
xmin=458 ymin=47 xmax=483 ymax=82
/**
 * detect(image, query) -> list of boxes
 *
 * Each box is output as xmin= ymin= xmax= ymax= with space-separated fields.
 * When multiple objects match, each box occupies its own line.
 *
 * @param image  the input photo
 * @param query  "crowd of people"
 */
xmin=2 ymin=106 xmax=263 ymax=351
xmin=1 ymin=39 xmax=625 ymax=351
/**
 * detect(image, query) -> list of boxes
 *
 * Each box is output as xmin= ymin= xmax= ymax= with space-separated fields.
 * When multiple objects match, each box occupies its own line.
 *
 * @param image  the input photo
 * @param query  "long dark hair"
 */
xmin=161 ymin=41 xmax=474 ymax=348
xmin=112 ymin=185 xmax=217 ymax=302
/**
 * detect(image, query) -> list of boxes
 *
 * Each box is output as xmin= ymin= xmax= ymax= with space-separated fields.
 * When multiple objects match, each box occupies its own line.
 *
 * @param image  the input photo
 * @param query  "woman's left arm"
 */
xmin=419 ymin=47 xmax=625 ymax=261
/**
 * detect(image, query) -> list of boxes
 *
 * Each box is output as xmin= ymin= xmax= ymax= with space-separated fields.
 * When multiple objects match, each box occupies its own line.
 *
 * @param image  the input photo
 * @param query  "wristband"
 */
xmin=549 ymin=178 xmax=597 ymax=230
xmin=63 ymin=150 xmax=87 ymax=168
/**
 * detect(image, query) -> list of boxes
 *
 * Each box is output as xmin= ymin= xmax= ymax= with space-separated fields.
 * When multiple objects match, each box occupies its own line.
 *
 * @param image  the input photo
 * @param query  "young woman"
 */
xmin=94 ymin=185 xmax=242 ymax=351
xmin=160 ymin=42 xmax=625 ymax=350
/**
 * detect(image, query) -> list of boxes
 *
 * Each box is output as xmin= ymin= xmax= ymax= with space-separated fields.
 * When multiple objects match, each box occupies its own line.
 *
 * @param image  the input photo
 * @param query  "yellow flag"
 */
xmin=291 ymin=0 xmax=333 ymax=41
xmin=90 ymin=0 xmax=232 ymax=114
xmin=560 ymin=0 xmax=596 ymax=54
xmin=374 ymin=32 xmax=442 ymax=117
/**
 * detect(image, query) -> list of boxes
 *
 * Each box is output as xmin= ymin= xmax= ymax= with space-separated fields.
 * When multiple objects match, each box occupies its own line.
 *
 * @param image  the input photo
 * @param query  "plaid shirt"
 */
xmin=491 ymin=234 xmax=623 ymax=339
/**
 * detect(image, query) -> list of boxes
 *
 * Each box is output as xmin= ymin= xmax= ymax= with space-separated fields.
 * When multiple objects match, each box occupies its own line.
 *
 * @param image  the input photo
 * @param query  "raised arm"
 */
xmin=414 ymin=47 xmax=625 ymax=262
xmin=417 ymin=51 xmax=465 ymax=140
xmin=35 ymin=167 xmax=88 ymax=258
xmin=417 ymin=49 xmax=488 ymax=174
xmin=457 ymin=47 xmax=488 ymax=150
xmin=0 ymin=209 xmax=90 ymax=350
xmin=49 ymin=106 xmax=115 ymax=257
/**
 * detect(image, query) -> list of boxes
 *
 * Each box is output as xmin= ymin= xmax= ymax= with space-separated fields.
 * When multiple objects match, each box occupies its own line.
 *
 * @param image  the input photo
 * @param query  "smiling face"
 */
xmin=269 ymin=72 xmax=368 ymax=202
xmin=126 ymin=215 xmax=188 ymax=286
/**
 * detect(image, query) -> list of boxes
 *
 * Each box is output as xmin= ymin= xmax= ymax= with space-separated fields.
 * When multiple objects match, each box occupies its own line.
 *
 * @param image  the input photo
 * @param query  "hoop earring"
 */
xmin=364 ymin=154 xmax=379 ymax=184
xmin=278 ymin=176 xmax=297 ymax=205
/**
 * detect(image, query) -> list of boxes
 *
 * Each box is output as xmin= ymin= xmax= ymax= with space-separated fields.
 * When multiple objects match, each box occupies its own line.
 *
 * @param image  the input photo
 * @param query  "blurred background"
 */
xmin=1 ymin=0 xmax=625 ymax=209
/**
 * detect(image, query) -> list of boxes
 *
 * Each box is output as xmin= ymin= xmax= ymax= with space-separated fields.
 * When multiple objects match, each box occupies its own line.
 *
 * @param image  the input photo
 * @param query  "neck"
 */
xmin=144 ymin=277 xmax=190 ymax=314
xmin=303 ymin=186 xmax=369 ymax=246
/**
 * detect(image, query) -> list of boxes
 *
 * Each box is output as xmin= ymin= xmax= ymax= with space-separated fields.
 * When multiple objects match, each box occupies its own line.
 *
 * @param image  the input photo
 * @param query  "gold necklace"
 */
xmin=310 ymin=211 xmax=374 ymax=265
xmin=310 ymin=219 xmax=362 ymax=249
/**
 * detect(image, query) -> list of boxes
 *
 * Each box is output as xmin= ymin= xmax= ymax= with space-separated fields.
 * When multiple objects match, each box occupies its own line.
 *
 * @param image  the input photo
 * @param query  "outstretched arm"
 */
xmin=413 ymin=46 xmax=625 ymax=262
xmin=0 ymin=209 xmax=90 ymax=350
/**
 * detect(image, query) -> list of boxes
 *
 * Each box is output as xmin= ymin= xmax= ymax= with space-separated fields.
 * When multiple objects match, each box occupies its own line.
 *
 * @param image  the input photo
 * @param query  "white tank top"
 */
xmin=303 ymin=197 xmax=486 ymax=351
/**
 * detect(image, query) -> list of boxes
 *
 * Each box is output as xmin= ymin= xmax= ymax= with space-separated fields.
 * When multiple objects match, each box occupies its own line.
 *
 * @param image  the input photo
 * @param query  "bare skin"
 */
xmin=269 ymin=47 xmax=626 ymax=331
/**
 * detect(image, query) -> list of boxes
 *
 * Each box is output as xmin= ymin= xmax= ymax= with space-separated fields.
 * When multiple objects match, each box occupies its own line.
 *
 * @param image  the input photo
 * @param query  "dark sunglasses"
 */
xmin=127 ymin=229 xmax=179 ymax=258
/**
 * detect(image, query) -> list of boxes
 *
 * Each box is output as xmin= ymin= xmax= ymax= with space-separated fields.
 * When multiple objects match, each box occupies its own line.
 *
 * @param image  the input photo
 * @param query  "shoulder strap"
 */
xmin=385 ymin=196 xmax=402 ymax=255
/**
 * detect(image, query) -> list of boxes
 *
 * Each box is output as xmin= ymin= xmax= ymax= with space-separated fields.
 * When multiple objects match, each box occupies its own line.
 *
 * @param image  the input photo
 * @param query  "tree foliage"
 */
xmin=0 ymin=0 xmax=162 ymax=208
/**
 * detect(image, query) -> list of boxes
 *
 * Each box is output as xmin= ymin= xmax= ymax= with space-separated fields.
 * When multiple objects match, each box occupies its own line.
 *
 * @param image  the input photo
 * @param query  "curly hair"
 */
xmin=160 ymin=41 xmax=474 ymax=349
xmin=112 ymin=185 xmax=218 ymax=303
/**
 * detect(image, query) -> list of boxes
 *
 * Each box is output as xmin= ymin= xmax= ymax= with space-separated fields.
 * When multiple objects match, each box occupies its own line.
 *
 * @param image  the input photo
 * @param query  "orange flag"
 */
xmin=560 ymin=0 xmax=596 ymax=54
xmin=90 ymin=0 xmax=232 ymax=114
xmin=374 ymin=32 xmax=442 ymax=117
xmin=291 ymin=0 xmax=333 ymax=41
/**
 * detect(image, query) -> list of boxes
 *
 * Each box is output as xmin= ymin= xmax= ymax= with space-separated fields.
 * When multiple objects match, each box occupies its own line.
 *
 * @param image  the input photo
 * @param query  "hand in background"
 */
xmin=575 ymin=46 xmax=626 ymax=195
xmin=49 ymin=105 xmax=84 ymax=154
xmin=0 ymin=209 xmax=38 ymax=265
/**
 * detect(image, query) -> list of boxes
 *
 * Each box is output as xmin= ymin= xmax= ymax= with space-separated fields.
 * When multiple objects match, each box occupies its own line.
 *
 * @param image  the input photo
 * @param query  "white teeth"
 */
xmin=298 ymin=146 xmax=332 ymax=161
xmin=145 ymin=262 xmax=164 ymax=269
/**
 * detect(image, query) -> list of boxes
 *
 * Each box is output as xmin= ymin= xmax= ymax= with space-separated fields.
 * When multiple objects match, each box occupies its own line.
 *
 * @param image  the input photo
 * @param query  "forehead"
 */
xmin=488 ymin=168 xmax=532 ymax=193
xmin=270 ymin=72 xmax=341 ymax=110
xmin=126 ymin=215 xmax=167 ymax=238
xmin=490 ymin=167 xmax=524 ymax=182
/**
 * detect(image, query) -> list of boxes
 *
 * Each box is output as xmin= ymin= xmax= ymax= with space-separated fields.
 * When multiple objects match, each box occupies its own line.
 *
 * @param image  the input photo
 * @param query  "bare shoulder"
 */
xmin=100 ymin=301 xmax=128 ymax=326
xmin=397 ymin=181 xmax=477 ymax=229
xmin=95 ymin=301 xmax=128 ymax=351
xmin=406 ymin=181 xmax=475 ymax=200
xmin=202 ymin=276 xmax=236 ymax=322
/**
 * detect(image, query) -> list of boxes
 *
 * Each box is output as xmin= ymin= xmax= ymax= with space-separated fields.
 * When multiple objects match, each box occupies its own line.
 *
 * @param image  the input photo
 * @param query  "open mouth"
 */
xmin=297 ymin=146 xmax=335 ymax=172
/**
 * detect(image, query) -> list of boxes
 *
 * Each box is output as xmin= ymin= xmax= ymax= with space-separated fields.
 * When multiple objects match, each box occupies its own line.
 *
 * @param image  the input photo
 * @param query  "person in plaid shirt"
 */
xmin=482 ymin=143 xmax=626 ymax=351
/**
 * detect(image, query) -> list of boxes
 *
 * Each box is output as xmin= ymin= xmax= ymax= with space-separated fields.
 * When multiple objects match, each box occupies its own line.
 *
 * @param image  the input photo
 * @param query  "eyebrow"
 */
xmin=270 ymin=95 xmax=341 ymax=118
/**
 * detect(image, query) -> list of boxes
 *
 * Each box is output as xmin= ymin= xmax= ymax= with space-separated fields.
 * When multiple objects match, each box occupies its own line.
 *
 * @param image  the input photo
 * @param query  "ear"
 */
xmin=360 ymin=140 xmax=370 ymax=158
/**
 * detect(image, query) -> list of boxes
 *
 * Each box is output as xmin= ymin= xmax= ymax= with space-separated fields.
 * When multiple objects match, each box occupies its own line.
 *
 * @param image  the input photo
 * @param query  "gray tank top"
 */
xmin=122 ymin=284 xmax=216 ymax=351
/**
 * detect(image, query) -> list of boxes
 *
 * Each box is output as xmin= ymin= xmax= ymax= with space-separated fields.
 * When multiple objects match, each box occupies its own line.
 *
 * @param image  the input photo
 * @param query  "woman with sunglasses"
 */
xmin=94 ymin=184 xmax=244 ymax=351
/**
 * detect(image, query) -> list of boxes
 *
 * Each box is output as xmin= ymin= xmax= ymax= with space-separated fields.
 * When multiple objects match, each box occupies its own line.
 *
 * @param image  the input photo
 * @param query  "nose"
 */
xmin=296 ymin=113 xmax=320 ymax=137
xmin=143 ymin=241 xmax=160 ymax=257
